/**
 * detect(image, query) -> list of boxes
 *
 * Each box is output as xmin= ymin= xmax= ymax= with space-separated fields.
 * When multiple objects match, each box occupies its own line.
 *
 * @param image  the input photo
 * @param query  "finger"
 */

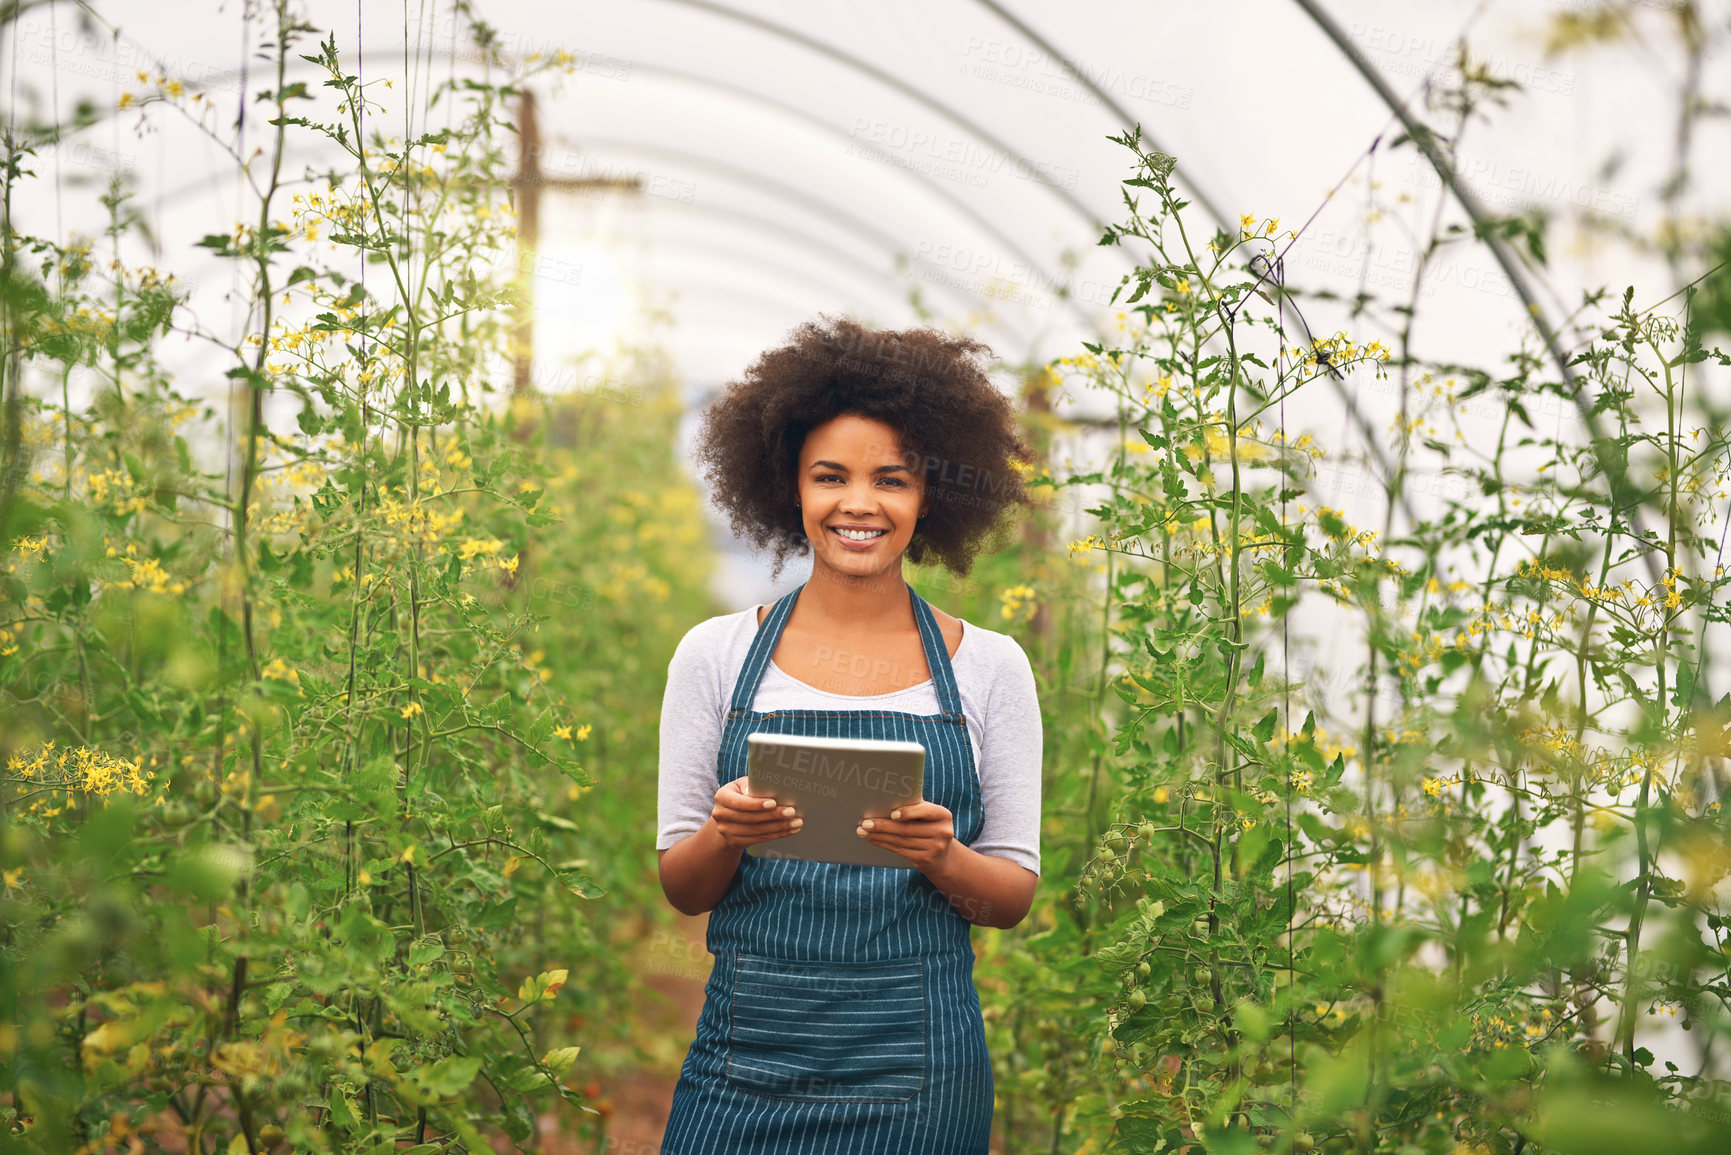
xmin=720 ymin=778 xmax=778 ymax=804
xmin=855 ymin=835 xmax=922 ymax=862
xmin=859 ymin=817 xmax=948 ymax=838
xmin=734 ymin=817 xmax=805 ymax=844
xmin=884 ymin=801 xmax=945 ymax=822
xmin=719 ymin=791 xmax=790 ymax=814
xmin=856 ymin=826 xmax=934 ymax=850
xmin=719 ymin=806 xmax=798 ymax=827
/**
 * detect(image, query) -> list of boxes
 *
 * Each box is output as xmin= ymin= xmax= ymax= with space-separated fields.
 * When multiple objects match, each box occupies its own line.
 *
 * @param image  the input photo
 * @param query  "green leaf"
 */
xmin=535 ymin=811 xmax=580 ymax=833
xmin=410 ymin=1054 xmax=482 ymax=1098
xmin=555 ymin=866 xmax=603 ymax=899
xmin=540 ymin=1046 xmax=581 ymax=1077
xmin=407 ymin=937 xmax=445 ymax=966
xmin=328 ymin=1087 xmax=357 ymax=1127
xmin=517 ymin=968 xmax=568 ymax=1004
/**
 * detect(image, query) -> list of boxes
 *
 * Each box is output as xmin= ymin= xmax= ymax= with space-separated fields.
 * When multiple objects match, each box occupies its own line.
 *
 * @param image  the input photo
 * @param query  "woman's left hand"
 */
xmin=858 ymin=801 xmax=954 ymax=872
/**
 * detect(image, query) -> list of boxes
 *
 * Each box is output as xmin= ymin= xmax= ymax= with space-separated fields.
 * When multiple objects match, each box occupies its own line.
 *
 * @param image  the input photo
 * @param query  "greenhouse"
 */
xmin=0 ymin=1 xmax=1728 ymax=1152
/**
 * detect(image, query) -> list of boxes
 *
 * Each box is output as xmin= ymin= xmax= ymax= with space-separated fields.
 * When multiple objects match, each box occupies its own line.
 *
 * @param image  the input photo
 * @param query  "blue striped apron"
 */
xmin=661 ymin=579 xmax=992 ymax=1154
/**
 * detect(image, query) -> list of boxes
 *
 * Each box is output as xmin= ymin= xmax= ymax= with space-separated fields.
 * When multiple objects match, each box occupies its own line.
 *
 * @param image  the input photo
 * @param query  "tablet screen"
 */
xmin=744 ymin=733 xmax=925 ymax=868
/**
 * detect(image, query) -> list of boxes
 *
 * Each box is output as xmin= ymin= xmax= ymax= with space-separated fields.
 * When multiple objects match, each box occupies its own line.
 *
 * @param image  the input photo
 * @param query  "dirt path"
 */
xmin=537 ymin=912 xmax=711 ymax=1154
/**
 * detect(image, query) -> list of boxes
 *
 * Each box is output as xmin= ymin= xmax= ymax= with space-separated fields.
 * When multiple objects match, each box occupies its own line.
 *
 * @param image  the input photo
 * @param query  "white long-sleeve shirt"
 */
xmin=655 ymin=605 xmax=1043 ymax=876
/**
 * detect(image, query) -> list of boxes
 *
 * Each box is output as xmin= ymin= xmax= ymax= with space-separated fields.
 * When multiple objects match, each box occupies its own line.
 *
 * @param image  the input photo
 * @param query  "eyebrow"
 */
xmin=808 ymin=459 xmax=912 ymax=474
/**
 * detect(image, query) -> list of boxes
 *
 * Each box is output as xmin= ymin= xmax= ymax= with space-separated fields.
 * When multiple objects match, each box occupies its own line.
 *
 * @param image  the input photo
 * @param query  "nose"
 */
xmin=839 ymin=479 xmax=881 ymax=514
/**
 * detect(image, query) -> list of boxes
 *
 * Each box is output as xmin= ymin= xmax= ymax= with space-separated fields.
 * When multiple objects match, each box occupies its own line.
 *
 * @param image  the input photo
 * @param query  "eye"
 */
xmin=809 ymin=472 xmax=906 ymax=485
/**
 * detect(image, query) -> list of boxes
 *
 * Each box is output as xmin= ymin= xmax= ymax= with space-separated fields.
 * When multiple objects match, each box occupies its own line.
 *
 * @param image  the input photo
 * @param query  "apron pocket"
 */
xmin=725 ymin=954 xmax=926 ymax=1102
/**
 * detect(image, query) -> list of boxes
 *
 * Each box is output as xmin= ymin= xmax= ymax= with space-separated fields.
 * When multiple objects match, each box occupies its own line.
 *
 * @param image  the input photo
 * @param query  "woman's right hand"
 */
xmin=709 ymin=776 xmax=802 ymax=850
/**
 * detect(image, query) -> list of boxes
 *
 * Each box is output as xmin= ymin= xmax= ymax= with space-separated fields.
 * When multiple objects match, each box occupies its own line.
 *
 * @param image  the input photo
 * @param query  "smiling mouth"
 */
xmin=830 ymin=526 xmax=889 ymax=542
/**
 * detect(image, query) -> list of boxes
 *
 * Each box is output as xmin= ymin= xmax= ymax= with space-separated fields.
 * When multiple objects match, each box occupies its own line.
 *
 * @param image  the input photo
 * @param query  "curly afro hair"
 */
xmin=694 ymin=316 xmax=1035 ymax=580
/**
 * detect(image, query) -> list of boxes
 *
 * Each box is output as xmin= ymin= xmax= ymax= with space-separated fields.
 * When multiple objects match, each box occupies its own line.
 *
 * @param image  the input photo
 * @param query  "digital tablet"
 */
xmin=744 ymin=733 xmax=926 ymax=868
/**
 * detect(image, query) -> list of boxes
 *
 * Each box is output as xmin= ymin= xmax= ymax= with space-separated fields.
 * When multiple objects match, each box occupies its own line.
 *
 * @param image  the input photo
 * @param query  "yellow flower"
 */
xmin=261 ymin=657 xmax=299 ymax=683
xmin=576 ymin=724 xmax=593 ymax=741
xmin=5 ymin=743 xmax=155 ymax=809
xmin=554 ymin=724 xmax=573 ymax=741
xmin=2 ymin=867 xmax=23 ymax=892
xmin=1263 ymin=217 xmax=1280 ymax=236
xmin=457 ymin=537 xmax=504 ymax=561
xmin=118 ymin=93 xmax=134 ymax=110
xmin=1068 ymin=534 xmax=1104 ymax=558
xmin=998 ymin=583 xmax=1038 ymax=623
xmin=400 ymin=701 xmax=423 ymax=719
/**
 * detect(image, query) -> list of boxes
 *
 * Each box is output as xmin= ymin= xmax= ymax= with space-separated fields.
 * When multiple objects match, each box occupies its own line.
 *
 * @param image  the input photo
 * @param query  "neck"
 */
xmin=796 ymin=558 xmax=913 ymax=630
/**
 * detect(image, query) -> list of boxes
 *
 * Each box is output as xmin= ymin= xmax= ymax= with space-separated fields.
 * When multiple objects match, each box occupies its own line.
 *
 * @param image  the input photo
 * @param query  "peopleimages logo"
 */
xmin=1403 ymin=153 xmax=1640 ymax=221
xmin=847 ymin=119 xmax=1079 ymax=190
xmin=759 ymin=743 xmax=919 ymax=801
xmin=1348 ymin=23 xmax=1575 ymax=96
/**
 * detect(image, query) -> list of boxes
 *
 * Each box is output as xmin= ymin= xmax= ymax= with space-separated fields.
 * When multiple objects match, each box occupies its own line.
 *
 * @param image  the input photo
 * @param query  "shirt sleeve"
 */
xmin=968 ymin=634 xmax=1042 ymax=876
xmin=656 ymin=620 xmax=728 ymax=850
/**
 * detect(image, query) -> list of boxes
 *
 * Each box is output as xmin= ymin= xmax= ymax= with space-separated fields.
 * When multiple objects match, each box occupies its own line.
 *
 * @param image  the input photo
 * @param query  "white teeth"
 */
xmin=834 ymin=527 xmax=887 ymax=541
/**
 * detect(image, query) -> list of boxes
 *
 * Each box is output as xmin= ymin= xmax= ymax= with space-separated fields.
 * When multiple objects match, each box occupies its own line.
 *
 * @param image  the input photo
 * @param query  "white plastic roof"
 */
xmin=7 ymin=0 xmax=1727 ymax=606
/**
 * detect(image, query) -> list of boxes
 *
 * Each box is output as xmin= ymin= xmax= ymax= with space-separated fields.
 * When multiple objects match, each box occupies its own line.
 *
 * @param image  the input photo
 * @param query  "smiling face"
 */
xmin=797 ymin=413 xmax=927 ymax=581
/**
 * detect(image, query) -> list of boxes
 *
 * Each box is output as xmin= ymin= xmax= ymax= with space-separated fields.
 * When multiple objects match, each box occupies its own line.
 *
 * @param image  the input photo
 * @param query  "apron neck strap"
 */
xmin=730 ymin=579 xmax=966 ymax=716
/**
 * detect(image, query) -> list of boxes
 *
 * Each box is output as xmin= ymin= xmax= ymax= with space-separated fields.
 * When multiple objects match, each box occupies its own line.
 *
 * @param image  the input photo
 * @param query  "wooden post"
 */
xmin=510 ymin=89 xmax=544 ymax=400
xmin=507 ymin=89 xmax=643 ymax=409
xmin=502 ymin=90 xmax=643 ymax=595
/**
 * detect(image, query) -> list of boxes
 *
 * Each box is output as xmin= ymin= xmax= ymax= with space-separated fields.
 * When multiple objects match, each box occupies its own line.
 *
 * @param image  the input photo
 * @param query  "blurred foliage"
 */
xmin=0 ymin=4 xmax=709 ymax=1151
xmin=974 ymin=90 xmax=1731 ymax=1155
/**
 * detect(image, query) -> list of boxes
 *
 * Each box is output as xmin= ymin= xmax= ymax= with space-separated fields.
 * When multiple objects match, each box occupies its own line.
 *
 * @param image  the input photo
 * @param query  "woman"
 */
xmin=656 ymin=317 xmax=1043 ymax=1154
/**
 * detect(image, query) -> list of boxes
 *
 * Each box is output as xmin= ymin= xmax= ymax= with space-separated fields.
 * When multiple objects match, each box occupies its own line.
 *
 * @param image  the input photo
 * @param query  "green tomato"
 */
xmin=193 ymin=780 xmax=217 ymax=807
xmin=1127 ymin=989 xmax=1147 ymax=1009
xmin=1137 ymin=821 xmax=1157 ymax=840
xmin=1136 ymin=960 xmax=1151 ymax=978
